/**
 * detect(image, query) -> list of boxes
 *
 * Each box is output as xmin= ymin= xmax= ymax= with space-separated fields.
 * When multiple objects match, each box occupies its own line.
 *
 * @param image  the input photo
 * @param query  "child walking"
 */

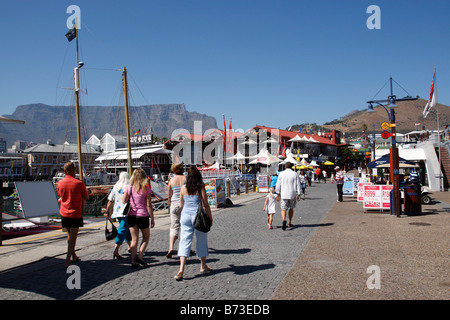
xmin=263 ymin=187 xmax=279 ymax=229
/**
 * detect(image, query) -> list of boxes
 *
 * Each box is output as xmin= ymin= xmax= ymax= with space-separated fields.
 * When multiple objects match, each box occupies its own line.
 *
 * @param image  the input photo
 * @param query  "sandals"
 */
xmin=200 ymin=266 xmax=213 ymax=274
xmin=174 ymin=272 xmax=183 ymax=281
xmin=166 ymin=250 xmax=176 ymax=258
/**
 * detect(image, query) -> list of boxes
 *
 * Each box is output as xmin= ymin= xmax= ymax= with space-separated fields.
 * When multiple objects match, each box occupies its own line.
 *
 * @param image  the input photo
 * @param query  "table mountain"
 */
xmin=0 ymin=103 xmax=217 ymax=147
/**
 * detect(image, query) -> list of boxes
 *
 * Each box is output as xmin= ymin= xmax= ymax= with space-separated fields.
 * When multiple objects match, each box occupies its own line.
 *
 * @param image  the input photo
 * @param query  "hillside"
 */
xmin=291 ymin=99 xmax=450 ymax=138
xmin=0 ymin=103 xmax=217 ymax=147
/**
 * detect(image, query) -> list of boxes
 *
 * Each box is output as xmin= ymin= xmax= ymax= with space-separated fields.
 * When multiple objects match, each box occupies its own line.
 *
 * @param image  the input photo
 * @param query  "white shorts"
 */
xmin=280 ymin=198 xmax=297 ymax=210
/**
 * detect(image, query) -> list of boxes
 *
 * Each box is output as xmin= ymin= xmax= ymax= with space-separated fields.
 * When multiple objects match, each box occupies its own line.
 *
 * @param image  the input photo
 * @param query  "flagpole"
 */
xmin=222 ymin=115 xmax=226 ymax=169
xmin=435 ymin=68 xmax=443 ymax=191
xmin=123 ymin=67 xmax=133 ymax=175
xmin=74 ymin=18 xmax=84 ymax=181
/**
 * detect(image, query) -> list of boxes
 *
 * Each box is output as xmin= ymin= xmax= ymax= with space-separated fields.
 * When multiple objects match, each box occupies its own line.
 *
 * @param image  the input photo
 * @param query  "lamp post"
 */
xmin=366 ymin=77 xmax=418 ymax=217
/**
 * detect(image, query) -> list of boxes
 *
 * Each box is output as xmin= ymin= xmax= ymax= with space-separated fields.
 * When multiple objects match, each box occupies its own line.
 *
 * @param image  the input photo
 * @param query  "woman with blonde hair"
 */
xmin=123 ymin=168 xmax=154 ymax=268
xmin=166 ymin=162 xmax=186 ymax=258
xmin=105 ymin=171 xmax=132 ymax=259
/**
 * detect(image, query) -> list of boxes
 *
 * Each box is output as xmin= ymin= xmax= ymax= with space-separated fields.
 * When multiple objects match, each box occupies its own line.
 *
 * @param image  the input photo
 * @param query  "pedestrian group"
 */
xmin=58 ymin=160 xmax=343 ymax=278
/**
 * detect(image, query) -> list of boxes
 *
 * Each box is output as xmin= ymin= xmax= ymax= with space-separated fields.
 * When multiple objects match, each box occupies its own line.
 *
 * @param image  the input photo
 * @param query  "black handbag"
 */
xmin=122 ymin=187 xmax=132 ymax=216
xmin=105 ymin=217 xmax=118 ymax=241
xmin=193 ymin=188 xmax=211 ymax=233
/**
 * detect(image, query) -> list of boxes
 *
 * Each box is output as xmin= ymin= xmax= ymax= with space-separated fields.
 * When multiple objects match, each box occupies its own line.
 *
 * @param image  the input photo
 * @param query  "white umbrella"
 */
xmin=287 ymin=135 xmax=301 ymax=142
xmin=261 ymin=138 xmax=278 ymax=144
xmin=299 ymin=158 xmax=309 ymax=166
xmin=249 ymin=149 xmax=279 ymax=165
xmin=280 ymin=154 xmax=300 ymax=165
xmin=309 ymin=160 xmax=319 ymax=167
xmin=240 ymin=139 xmax=256 ymax=145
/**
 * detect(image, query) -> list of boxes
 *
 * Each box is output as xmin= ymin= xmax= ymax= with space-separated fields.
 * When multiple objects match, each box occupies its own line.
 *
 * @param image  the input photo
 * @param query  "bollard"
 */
xmin=226 ymin=180 xmax=231 ymax=198
xmin=245 ymin=180 xmax=249 ymax=193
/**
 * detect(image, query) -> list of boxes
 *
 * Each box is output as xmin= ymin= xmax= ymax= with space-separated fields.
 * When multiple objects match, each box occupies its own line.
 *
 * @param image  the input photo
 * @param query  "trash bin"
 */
xmin=404 ymin=184 xmax=422 ymax=215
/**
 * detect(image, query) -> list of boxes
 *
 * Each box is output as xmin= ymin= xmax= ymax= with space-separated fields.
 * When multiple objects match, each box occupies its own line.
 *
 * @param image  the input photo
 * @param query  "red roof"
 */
xmin=252 ymin=125 xmax=346 ymax=147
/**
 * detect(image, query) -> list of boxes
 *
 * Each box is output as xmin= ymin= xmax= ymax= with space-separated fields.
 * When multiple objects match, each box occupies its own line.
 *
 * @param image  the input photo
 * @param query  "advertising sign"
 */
xmin=343 ymin=173 xmax=354 ymax=196
xmin=363 ymin=185 xmax=382 ymax=209
xmin=204 ymin=178 xmax=226 ymax=209
xmin=353 ymin=177 xmax=360 ymax=191
xmin=381 ymin=185 xmax=393 ymax=209
xmin=357 ymin=182 xmax=372 ymax=201
xmin=150 ymin=180 xmax=169 ymax=201
xmin=362 ymin=185 xmax=393 ymax=210
xmin=258 ymin=175 xmax=269 ymax=193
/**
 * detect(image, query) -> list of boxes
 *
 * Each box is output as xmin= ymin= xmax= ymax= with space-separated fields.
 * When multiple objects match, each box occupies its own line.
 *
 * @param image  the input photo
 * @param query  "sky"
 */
xmin=0 ymin=0 xmax=449 ymax=134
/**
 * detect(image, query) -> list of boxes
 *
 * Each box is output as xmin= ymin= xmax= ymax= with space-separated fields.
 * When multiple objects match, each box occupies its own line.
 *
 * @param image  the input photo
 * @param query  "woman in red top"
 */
xmin=57 ymin=162 xmax=88 ymax=268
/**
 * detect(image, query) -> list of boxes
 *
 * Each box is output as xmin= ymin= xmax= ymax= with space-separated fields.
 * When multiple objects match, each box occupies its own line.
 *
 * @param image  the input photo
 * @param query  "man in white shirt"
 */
xmin=275 ymin=162 xmax=301 ymax=230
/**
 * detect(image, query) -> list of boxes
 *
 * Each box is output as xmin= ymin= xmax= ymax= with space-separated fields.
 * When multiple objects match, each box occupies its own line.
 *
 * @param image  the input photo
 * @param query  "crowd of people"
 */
xmin=58 ymin=161 xmax=213 ymax=281
xmin=57 ymin=160 xmax=346 ymax=278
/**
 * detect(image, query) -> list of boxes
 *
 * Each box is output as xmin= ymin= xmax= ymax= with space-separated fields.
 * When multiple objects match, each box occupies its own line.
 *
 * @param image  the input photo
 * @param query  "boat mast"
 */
xmin=74 ymin=18 xmax=84 ymax=180
xmin=123 ymin=67 xmax=133 ymax=174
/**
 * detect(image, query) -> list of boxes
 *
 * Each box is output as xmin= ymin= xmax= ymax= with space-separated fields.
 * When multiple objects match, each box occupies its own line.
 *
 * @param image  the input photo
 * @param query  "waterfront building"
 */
xmin=23 ymin=141 xmax=100 ymax=179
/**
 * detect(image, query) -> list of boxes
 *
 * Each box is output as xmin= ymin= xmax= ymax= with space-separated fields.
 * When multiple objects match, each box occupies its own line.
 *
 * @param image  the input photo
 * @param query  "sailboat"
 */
xmin=63 ymin=22 xmax=134 ymax=180
xmin=50 ymin=23 xmax=136 ymax=217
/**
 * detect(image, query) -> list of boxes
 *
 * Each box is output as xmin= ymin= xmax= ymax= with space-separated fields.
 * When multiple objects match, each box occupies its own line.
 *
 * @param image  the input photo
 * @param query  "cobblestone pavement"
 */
xmin=0 ymin=183 xmax=337 ymax=300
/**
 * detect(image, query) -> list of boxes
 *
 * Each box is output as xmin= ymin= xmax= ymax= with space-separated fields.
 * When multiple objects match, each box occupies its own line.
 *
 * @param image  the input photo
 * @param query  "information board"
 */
xmin=15 ymin=181 xmax=60 ymax=218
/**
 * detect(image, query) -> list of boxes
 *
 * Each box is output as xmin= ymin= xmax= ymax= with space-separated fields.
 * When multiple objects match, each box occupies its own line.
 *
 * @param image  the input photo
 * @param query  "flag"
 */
xmin=228 ymin=118 xmax=233 ymax=154
xmin=65 ymin=27 xmax=76 ymax=42
xmin=423 ymin=71 xmax=436 ymax=118
xmin=282 ymin=143 xmax=286 ymax=158
xmin=222 ymin=115 xmax=226 ymax=153
xmin=277 ymin=136 xmax=281 ymax=156
xmin=135 ymin=129 xmax=141 ymax=135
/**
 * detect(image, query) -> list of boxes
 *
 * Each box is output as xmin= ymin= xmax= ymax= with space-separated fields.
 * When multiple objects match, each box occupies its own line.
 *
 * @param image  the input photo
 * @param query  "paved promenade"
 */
xmin=0 ymin=180 xmax=448 ymax=304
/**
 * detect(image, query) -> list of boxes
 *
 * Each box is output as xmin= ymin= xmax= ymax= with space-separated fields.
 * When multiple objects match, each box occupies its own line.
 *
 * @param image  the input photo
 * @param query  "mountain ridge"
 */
xmin=0 ymin=103 xmax=217 ymax=147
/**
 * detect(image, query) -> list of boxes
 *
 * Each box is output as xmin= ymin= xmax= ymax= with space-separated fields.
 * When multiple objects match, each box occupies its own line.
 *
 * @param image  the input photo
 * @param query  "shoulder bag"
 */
xmin=122 ymin=186 xmax=132 ymax=216
xmin=105 ymin=217 xmax=118 ymax=241
xmin=193 ymin=187 xmax=211 ymax=233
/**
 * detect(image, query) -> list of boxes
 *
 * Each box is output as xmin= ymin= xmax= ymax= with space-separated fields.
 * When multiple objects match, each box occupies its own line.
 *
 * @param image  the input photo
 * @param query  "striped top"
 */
xmin=171 ymin=185 xmax=183 ymax=205
xmin=335 ymin=171 xmax=344 ymax=184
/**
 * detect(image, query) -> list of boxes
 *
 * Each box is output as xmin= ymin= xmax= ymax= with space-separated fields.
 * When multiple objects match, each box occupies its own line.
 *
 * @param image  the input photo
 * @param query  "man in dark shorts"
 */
xmin=57 ymin=162 xmax=88 ymax=268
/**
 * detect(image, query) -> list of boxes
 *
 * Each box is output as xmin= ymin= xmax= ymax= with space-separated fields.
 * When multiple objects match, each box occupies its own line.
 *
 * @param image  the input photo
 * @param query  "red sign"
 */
xmin=363 ymin=185 xmax=381 ymax=209
xmin=381 ymin=131 xmax=390 ymax=139
xmin=381 ymin=185 xmax=394 ymax=209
